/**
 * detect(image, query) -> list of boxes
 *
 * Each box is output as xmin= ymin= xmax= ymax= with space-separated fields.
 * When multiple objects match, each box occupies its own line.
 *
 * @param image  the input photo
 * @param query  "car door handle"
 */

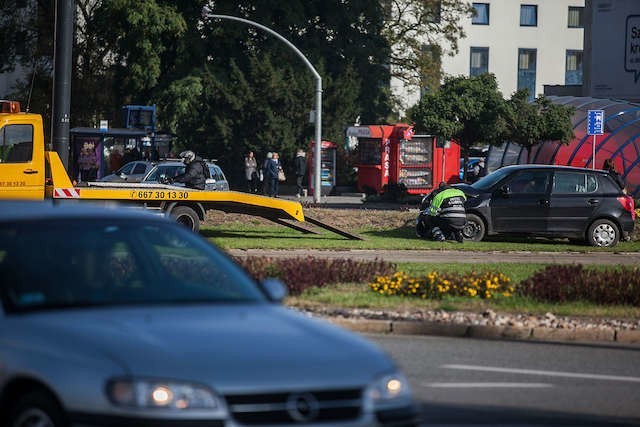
xmin=588 ymin=199 xmax=600 ymax=205
xmin=538 ymin=199 xmax=549 ymax=206
xmin=23 ymin=169 xmax=38 ymax=175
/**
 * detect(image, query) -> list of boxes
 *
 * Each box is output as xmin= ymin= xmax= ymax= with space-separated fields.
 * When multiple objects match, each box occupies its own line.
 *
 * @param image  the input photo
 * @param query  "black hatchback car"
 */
xmin=456 ymin=165 xmax=635 ymax=247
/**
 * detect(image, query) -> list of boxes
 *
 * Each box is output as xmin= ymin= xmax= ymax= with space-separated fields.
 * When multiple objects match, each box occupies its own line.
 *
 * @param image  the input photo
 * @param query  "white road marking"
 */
xmin=423 ymin=382 xmax=553 ymax=388
xmin=442 ymin=364 xmax=640 ymax=383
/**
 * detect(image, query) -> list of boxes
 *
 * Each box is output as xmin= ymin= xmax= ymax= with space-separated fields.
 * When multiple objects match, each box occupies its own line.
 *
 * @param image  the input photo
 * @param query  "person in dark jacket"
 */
xmin=266 ymin=152 xmax=281 ymax=197
xmin=294 ymin=149 xmax=307 ymax=198
xmin=173 ymin=150 xmax=207 ymax=190
xmin=426 ymin=182 xmax=467 ymax=242
xmin=603 ymin=158 xmax=627 ymax=194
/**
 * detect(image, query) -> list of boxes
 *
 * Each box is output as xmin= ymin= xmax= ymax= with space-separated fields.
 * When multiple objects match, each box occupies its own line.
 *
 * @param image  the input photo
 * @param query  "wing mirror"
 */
xmin=499 ymin=185 xmax=511 ymax=197
xmin=261 ymin=278 xmax=288 ymax=303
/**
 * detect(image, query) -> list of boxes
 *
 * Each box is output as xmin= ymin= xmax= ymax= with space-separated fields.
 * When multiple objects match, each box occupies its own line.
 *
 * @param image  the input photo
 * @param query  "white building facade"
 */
xmin=393 ymin=0 xmax=585 ymax=113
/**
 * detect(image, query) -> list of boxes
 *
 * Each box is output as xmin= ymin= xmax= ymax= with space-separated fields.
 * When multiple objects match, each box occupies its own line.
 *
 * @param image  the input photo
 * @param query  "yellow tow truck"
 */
xmin=0 ymin=100 xmax=359 ymax=238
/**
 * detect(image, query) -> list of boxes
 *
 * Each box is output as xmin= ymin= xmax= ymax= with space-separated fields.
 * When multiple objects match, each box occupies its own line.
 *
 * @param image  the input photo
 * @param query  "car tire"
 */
xmin=8 ymin=390 xmax=66 ymax=427
xmin=462 ymin=213 xmax=485 ymax=242
xmin=587 ymin=219 xmax=619 ymax=247
xmin=171 ymin=206 xmax=200 ymax=233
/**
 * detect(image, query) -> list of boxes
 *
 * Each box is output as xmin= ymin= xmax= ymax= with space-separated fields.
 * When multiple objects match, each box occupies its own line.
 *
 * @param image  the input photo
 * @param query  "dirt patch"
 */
xmin=204 ymin=207 xmax=416 ymax=230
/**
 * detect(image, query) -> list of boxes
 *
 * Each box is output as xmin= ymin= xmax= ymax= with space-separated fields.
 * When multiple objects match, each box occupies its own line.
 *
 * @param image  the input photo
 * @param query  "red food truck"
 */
xmin=346 ymin=124 xmax=460 ymax=195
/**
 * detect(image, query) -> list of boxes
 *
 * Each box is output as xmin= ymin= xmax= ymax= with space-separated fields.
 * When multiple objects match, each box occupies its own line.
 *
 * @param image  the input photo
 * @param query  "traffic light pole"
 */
xmin=51 ymin=0 xmax=74 ymax=171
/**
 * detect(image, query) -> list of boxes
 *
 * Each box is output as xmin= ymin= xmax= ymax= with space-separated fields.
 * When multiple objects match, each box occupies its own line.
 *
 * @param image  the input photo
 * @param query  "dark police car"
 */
xmin=457 ymin=165 xmax=635 ymax=247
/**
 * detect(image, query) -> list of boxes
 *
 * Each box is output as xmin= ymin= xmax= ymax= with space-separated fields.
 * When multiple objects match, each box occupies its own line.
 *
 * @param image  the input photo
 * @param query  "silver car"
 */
xmin=143 ymin=161 xmax=230 ymax=191
xmin=98 ymin=161 xmax=154 ymax=183
xmin=0 ymin=202 xmax=418 ymax=427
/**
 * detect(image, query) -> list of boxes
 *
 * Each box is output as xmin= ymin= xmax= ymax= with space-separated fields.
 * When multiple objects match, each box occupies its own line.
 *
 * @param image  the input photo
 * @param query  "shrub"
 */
xmin=234 ymin=256 xmax=396 ymax=296
xmin=370 ymin=270 xmax=513 ymax=299
xmin=519 ymin=265 xmax=640 ymax=305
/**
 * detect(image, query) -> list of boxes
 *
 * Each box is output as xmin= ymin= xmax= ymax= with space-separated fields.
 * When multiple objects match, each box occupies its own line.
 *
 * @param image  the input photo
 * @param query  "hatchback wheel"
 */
xmin=8 ymin=391 xmax=66 ymax=427
xmin=587 ymin=219 xmax=620 ymax=247
xmin=462 ymin=213 xmax=485 ymax=241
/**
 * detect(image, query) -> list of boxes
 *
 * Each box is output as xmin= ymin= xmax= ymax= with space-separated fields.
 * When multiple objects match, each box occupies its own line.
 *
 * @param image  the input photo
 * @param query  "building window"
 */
xmin=470 ymin=47 xmax=489 ymax=76
xmin=472 ymin=3 xmax=490 ymax=25
xmin=517 ymin=49 xmax=537 ymax=101
xmin=565 ymin=50 xmax=583 ymax=85
xmin=568 ymin=6 xmax=584 ymax=28
xmin=520 ymin=4 xmax=538 ymax=27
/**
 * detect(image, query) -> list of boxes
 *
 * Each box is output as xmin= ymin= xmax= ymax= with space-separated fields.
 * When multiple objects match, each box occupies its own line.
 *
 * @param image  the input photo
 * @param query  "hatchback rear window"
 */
xmin=552 ymin=172 xmax=598 ymax=194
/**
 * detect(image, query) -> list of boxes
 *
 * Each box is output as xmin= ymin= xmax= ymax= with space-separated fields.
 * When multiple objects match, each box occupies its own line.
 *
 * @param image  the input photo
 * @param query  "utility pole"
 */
xmin=51 ymin=0 xmax=74 ymax=170
xmin=206 ymin=13 xmax=323 ymax=203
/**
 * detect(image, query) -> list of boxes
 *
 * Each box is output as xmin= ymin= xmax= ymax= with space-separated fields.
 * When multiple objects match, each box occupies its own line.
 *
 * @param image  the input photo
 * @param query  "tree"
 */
xmin=1 ymin=0 xmax=394 ymax=186
xmin=409 ymin=73 xmax=506 ymax=179
xmin=504 ymin=90 xmax=575 ymax=162
xmin=382 ymin=0 xmax=474 ymax=115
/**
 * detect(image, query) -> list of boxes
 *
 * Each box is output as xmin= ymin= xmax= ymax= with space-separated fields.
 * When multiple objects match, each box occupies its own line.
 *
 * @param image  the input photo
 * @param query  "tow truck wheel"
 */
xmin=171 ymin=206 xmax=200 ymax=233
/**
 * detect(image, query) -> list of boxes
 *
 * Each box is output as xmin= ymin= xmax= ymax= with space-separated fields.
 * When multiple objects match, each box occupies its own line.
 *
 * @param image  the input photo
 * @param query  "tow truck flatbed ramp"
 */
xmin=79 ymin=182 xmax=363 ymax=240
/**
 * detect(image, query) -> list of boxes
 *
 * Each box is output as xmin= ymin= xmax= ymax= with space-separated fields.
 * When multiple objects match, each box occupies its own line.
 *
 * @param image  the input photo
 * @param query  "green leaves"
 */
xmin=504 ymin=91 xmax=575 ymax=161
xmin=409 ymin=73 xmax=506 ymax=150
xmin=409 ymin=74 xmax=575 ymax=165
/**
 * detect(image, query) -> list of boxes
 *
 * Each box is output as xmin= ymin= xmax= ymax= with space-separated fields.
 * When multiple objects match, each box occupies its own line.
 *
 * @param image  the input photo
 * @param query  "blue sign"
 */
xmin=587 ymin=110 xmax=604 ymax=135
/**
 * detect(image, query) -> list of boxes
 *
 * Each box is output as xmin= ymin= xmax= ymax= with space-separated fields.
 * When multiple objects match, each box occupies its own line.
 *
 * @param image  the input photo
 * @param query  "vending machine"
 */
xmin=308 ymin=140 xmax=337 ymax=196
xmin=346 ymin=124 xmax=460 ymax=195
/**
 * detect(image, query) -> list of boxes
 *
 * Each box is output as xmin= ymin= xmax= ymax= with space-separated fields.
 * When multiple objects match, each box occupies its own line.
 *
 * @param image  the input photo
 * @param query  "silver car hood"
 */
xmin=14 ymin=305 xmax=393 ymax=392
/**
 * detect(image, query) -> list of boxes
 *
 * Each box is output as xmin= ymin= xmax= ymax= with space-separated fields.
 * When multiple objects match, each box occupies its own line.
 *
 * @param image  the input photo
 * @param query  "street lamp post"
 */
xmin=206 ymin=13 xmax=323 ymax=203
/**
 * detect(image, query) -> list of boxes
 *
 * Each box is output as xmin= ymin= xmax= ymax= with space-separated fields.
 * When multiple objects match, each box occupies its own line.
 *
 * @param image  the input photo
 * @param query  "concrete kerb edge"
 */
xmin=323 ymin=317 xmax=640 ymax=346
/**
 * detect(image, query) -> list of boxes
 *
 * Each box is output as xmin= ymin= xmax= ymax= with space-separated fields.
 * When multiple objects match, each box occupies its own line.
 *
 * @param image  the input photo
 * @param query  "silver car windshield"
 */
xmin=0 ymin=219 xmax=266 ymax=313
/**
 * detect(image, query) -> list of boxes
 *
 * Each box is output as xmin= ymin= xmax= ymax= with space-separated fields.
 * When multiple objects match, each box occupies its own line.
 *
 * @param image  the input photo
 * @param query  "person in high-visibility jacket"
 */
xmin=427 ymin=182 xmax=467 ymax=242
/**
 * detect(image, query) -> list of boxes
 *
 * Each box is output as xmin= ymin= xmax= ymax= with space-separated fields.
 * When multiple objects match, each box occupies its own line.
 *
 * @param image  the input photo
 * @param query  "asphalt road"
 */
xmin=229 ymin=248 xmax=640 ymax=265
xmin=370 ymin=334 xmax=640 ymax=426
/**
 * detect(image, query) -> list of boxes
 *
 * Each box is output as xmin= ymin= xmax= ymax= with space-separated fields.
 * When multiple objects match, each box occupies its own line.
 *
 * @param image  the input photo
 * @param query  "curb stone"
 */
xmin=320 ymin=317 xmax=639 ymax=346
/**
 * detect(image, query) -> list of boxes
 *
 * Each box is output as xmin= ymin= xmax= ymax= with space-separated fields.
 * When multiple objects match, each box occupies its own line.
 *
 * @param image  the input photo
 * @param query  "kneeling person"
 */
xmin=427 ymin=182 xmax=467 ymax=242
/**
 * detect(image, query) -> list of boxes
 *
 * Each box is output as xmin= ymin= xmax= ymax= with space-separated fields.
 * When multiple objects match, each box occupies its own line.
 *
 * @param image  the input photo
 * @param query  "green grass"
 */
xmin=286 ymin=262 xmax=640 ymax=319
xmin=202 ymin=223 xmax=640 ymax=252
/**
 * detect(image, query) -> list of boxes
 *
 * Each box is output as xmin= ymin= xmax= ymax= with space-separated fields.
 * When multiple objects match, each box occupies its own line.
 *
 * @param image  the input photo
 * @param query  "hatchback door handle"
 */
xmin=23 ymin=169 xmax=38 ymax=175
xmin=588 ymin=199 xmax=600 ymax=205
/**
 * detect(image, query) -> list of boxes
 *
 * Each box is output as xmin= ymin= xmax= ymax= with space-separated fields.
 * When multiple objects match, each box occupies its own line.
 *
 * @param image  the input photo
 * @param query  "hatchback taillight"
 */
xmin=617 ymin=196 xmax=636 ymax=220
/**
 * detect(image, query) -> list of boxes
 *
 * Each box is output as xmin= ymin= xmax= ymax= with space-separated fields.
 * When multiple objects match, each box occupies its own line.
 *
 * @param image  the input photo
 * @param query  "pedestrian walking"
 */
xmin=244 ymin=151 xmax=258 ymax=193
xmin=294 ymin=148 xmax=307 ymax=197
xmin=262 ymin=152 xmax=272 ymax=195
xmin=266 ymin=152 xmax=281 ymax=197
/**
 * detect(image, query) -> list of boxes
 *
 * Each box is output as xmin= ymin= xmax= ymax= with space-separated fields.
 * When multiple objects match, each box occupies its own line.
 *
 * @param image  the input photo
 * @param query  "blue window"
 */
xmin=517 ymin=49 xmax=537 ymax=101
xmin=565 ymin=50 xmax=583 ymax=85
xmin=472 ymin=3 xmax=490 ymax=25
xmin=520 ymin=4 xmax=538 ymax=27
xmin=470 ymin=47 xmax=489 ymax=76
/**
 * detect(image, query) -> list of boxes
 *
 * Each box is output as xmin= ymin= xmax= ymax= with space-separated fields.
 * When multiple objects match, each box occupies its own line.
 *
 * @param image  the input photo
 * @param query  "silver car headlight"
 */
xmin=364 ymin=372 xmax=413 ymax=410
xmin=106 ymin=378 xmax=224 ymax=412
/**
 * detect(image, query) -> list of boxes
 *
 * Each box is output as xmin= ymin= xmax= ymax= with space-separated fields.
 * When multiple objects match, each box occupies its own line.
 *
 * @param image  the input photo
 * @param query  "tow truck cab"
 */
xmin=0 ymin=100 xmax=47 ymax=200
